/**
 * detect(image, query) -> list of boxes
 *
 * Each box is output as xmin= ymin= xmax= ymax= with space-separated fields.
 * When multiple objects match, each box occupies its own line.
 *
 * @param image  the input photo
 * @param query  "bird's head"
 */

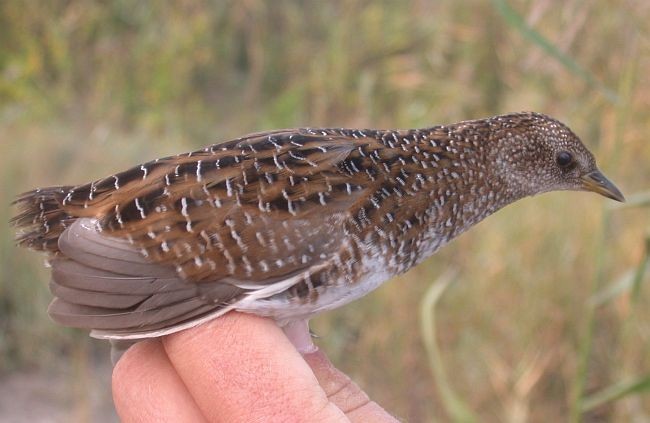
xmin=489 ymin=112 xmax=625 ymax=202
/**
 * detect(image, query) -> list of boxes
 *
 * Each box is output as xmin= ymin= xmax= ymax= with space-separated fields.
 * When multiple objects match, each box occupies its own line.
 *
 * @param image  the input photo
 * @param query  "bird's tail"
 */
xmin=11 ymin=186 xmax=77 ymax=253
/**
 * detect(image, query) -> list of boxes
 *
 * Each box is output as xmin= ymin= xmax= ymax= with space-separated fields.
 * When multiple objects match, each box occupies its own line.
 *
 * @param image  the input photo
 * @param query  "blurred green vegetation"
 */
xmin=1 ymin=0 xmax=649 ymax=421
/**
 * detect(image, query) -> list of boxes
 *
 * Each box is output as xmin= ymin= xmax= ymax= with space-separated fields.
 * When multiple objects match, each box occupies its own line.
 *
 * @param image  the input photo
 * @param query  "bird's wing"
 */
xmin=49 ymin=218 xmax=341 ymax=339
xmin=49 ymin=218 xmax=243 ymax=336
xmin=87 ymin=129 xmax=377 ymax=282
xmin=47 ymin=129 xmax=386 ymax=338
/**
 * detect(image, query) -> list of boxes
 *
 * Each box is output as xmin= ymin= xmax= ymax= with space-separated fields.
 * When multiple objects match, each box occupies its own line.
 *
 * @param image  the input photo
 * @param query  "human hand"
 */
xmin=112 ymin=312 xmax=399 ymax=422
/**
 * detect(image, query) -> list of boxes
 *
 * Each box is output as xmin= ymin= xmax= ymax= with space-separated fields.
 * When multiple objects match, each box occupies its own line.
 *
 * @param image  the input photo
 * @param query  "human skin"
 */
xmin=112 ymin=312 xmax=398 ymax=422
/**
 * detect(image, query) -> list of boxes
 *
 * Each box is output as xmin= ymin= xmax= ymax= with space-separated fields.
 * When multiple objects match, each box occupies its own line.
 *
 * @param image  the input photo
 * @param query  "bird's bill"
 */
xmin=580 ymin=170 xmax=625 ymax=202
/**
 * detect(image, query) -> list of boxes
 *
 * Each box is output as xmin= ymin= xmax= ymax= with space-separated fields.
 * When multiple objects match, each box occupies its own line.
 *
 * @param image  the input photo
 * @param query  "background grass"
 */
xmin=1 ymin=1 xmax=648 ymax=421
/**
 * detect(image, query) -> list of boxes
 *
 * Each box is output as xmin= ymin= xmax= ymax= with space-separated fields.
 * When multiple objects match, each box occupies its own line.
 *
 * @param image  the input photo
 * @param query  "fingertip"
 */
xmin=112 ymin=339 xmax=207 ymax=422
xmin=112 ymin=339 xmax=161 ymax=404
xmin=304 ymin=351 xmax=398 ymax=422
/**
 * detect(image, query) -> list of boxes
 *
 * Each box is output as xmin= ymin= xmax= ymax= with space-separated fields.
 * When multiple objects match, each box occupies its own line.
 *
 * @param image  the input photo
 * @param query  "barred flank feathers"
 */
xmin=11 ymin=186 xmax=76 ymax=253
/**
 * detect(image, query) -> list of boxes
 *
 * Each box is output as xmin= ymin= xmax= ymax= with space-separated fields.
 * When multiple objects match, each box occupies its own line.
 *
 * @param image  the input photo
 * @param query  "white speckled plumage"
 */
xmin=11 ymin=112 xmax=624 ymax=343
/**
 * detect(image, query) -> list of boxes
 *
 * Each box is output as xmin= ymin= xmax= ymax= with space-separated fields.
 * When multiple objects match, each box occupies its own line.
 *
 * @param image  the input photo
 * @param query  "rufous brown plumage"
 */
xmin=11 ymin=112 xmax=624 ymax=343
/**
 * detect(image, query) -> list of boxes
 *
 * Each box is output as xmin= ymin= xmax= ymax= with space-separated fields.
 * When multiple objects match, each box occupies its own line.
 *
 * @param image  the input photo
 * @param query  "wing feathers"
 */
xmin=48 ymin=280 xmax=149 ymax=309
xmin=58 ymin=219 xmax=176 ymax=278
xmin=48 ymin=297 xmax=215 ymax=331
xmin=46 ymin=219 xmax=245 ymax=335
xmin=12 ymin=128 xmax=388 ymax=338
xmin=51 ymin=260 xmax=183 ymax=295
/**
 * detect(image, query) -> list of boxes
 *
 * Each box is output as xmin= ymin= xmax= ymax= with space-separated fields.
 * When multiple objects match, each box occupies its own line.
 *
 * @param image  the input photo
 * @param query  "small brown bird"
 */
xmin=11 ymin=112 xmax=624 ymax=356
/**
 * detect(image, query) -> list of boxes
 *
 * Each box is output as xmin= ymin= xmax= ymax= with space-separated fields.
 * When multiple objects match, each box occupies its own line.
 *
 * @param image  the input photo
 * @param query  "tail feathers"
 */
xmin=11 ymin=186 xmax=76 ymax=252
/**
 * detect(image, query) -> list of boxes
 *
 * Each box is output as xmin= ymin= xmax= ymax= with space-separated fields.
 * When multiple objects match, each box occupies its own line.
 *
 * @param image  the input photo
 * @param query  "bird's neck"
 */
xmin=370 ymin=123 xmax=529 ymax=270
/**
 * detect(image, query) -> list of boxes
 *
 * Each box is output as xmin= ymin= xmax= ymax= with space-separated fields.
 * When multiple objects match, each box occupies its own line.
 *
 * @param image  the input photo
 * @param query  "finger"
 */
xmin=112 ymin=339 xmax=208 ymax=422
xmin=162 ymin=312 xmax=348 ymax=422
xmin=303 ymin=351 xmax=399 ymax=423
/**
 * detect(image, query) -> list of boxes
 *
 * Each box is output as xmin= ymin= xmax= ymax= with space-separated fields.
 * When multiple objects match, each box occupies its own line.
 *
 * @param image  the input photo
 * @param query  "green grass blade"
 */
xmin=569 ymin=210 xmax=612 ymax=422
xmin=581 ymin=375 xmax=650 ymax=412
xmin=631 ymin=234 xmax=650 ymax=301
xmin=588 ymin=235 xmax=649 ymax=306
xmin=419 ymin=271 xmax=478 ymax=423
xmin=492 ymin=0 xmax=618 ymax=103
xmin=588 ymin=269 xmax=636 ymax=307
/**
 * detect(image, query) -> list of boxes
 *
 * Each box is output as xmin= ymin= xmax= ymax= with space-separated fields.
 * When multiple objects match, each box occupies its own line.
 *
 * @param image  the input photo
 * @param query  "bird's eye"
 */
xmin=556 ymin=151 xmax=573 ymax=168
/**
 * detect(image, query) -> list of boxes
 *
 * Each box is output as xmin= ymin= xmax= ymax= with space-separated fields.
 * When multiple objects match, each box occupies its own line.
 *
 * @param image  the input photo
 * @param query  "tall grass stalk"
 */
xmin=420 ymin=271 xmax=478 ymax=423
xmin=568 ymin=210 xmax=611 ymax=422
xmin=491 ymin=0 xmax=618 ymax=103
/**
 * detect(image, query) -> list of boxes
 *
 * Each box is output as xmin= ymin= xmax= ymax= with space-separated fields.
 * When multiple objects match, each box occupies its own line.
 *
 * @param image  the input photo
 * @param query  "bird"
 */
xmin=11 ymin=112 xmax=624 ymax=359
